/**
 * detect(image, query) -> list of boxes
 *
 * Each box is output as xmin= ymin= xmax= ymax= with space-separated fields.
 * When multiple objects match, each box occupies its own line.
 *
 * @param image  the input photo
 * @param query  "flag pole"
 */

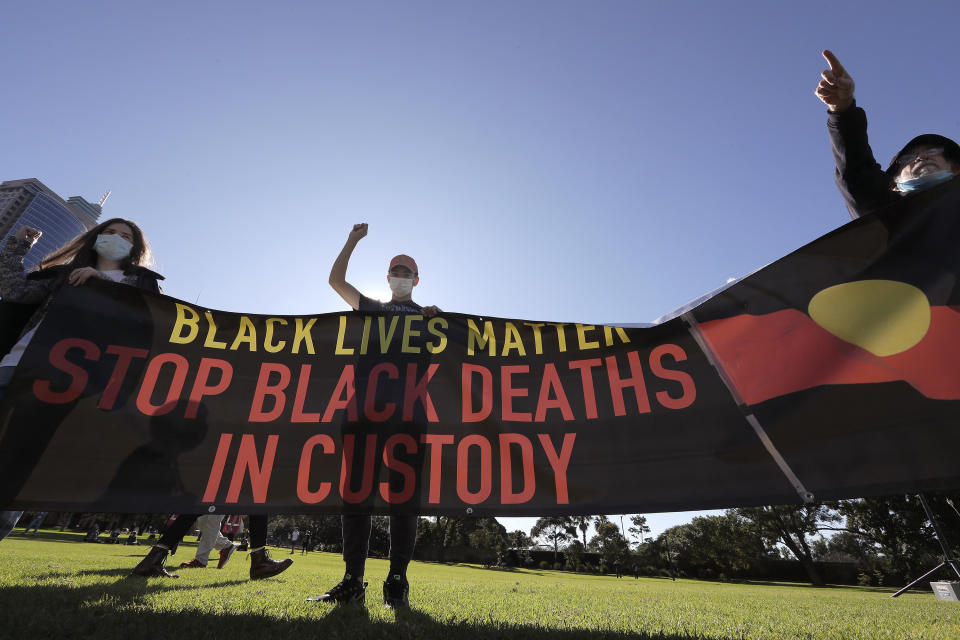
xmin=681 ymin=312 xmax=814 ymax=504
xmin=890 ymin=494 xmax=960 ymax=597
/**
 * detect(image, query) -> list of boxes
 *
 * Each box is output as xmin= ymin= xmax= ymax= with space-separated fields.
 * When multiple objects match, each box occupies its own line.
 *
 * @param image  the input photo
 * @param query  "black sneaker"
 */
xmin=383 ymin=574 xmax=409 ymax=610
xmin=307 ymin=575 xmax=367 ymax=605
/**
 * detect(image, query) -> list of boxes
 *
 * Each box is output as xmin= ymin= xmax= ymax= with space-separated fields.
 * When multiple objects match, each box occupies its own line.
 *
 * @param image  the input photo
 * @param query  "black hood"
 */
xmin=885 ymin=134 xmax=960 ymax=180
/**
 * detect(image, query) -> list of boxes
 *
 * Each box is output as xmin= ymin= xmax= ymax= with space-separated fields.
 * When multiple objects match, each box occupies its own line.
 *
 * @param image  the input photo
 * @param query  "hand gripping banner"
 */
xmin=1 ymin=180 xmax=959 ymax=516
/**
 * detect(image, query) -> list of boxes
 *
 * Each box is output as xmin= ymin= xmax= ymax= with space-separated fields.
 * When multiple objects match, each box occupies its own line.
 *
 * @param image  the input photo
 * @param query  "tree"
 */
xmin=799 ymin=492 xmax=960 ymax=584
xmin=651 ymin=514 xmax=763 ymax=580
xmin=416 ymin=517 xmax=509 ymax=564
xmin=531 ymin=516 xmax=576 ymax=563
xmin=651 ymin=525 xmax=683 ymax=579
xmin=812 ymin=530 xmax=878 ymax=564
xmin=505 ymin=529 xmax=534 ymax=568
xmin=468 ymin=518 xmax=508 ymax=565
xmin=570 ymin=515 xmax=595 ymax=548
xmin=628 ymin=515 xmax=651 ymax=547
xmin=732 ymin=504 xmax=837 ymax=586
xmin=429 ymin=516 xmax=469 ymax=563
xmin=507 ymin=529 xmax=532 ymax=550
xmin=589 ymin=521 xmax=629 ymax=570
xmin=828 ymin=495 xmax=953 ymax=579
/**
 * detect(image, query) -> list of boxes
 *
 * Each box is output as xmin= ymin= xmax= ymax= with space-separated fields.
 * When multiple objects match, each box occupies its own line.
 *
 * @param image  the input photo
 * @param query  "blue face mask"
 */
xmin=895 ymin=170 xmax=955 ymax=192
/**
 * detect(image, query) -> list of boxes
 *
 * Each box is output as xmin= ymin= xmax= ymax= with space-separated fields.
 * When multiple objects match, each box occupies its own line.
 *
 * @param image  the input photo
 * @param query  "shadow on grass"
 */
xmin=739 ymin=579 xmax=840 ymax=590
xmin=28 ymin=564 xmax=251 ymax=587
xmin=32 ymin=567 xmax=140 ymax=580
xmin=0 ymin=579 xmax=747 ymax=640
xmin=740 ymin=579 xmax=908 ymax=594
xmin=7 ymin=529 xmax=164 ymax=550
xmin=7 ymin=530 xmax=90 ymax=544
xmin=444 ymin=562 xmax=544 ymax=577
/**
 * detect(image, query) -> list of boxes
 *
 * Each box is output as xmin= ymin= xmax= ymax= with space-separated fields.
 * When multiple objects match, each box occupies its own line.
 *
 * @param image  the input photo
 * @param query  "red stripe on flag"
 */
xmin=698 ymin=307 xmax=960 ymax=405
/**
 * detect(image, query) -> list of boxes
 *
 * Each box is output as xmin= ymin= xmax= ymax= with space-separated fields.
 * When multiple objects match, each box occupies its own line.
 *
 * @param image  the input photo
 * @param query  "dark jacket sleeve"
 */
xmin=0 ymin=237 xmax=58 ymax=303
xmin=127 ymin=267 xmax=164 ymax=294
xmin=827 ymin=100 xmax=896 ymax=219
xmin=134 ymin=271 xmax=162 ymax=294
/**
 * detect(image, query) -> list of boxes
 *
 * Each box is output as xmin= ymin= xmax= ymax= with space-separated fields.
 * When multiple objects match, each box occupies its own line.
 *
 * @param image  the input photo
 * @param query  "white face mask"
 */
xmin=388 ymin=276 xmax=414 ymax=297
xmin=94 ymin=233 xmax=133 ymax=261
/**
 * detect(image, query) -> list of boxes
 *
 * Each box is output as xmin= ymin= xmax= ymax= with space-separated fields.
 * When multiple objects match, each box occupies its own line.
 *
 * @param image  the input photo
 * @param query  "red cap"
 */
xmin=389 ymin=254 xmax=418 ymax=275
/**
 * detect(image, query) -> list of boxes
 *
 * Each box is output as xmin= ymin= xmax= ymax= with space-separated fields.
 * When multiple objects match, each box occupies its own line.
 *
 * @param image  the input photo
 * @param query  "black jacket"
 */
xmin=0 ymin=264 xmax=163 ymax=358
xmin=826 ymin=100 xmax=901 ymax=220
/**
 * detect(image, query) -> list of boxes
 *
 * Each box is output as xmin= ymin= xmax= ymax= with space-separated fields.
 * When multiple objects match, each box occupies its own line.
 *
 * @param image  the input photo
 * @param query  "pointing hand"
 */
xmin=815 ymin=50 xmax=855 ymax=113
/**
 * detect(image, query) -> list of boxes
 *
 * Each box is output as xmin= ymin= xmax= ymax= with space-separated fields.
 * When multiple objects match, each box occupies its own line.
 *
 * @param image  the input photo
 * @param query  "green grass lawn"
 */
xmin=1 ymin=530 xmax=958 ymax=640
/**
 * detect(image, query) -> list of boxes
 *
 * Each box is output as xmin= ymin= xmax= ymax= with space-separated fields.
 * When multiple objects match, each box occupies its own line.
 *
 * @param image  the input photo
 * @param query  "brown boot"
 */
xmin=132 ymin=546 xmax=180 ymax=578
xmin=249 ymin=548 xmax=293 ymax=580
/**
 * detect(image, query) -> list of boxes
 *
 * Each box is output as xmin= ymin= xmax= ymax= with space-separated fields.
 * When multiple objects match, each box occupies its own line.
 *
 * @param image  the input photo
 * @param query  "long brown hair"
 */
xmin=39 ymin=218 xmax=153 ymax=271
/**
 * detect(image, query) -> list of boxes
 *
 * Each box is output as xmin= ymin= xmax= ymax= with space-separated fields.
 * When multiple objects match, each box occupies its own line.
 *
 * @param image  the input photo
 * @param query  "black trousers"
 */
xmin=342 ymin=514 xmax=417 ymax=578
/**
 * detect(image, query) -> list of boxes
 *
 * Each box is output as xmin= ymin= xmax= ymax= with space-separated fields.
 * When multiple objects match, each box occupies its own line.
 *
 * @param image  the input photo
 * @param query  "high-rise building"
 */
xmin=0 ymin=179 xmax=103 ymax=271
xmin=66 ymin=196 xmax=104 ymax=228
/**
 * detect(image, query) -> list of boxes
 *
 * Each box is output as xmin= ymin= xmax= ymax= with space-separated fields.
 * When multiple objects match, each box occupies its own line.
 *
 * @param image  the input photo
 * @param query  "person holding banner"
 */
xmin=0 ymin=219 xmax=162 ymax=542
xmin=314 ymin=223 xmax=439 ymax=609
xmin=815 ymin=50 xmax=960 ymax=219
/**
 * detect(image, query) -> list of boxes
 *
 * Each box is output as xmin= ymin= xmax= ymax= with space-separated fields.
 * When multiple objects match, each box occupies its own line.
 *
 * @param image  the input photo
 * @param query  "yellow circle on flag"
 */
xmin=807 ymin=280 xmax=931 ymax=357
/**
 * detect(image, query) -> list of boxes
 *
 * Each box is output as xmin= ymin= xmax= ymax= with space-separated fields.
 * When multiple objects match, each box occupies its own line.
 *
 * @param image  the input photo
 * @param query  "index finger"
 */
xmin=822 ymin=50 xmax=845 ymax=75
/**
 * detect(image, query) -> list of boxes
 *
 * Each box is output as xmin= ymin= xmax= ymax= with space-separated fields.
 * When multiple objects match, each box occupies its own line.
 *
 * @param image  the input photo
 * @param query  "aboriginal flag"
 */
xmin=690 ymin=178 xmax=960 ymax=501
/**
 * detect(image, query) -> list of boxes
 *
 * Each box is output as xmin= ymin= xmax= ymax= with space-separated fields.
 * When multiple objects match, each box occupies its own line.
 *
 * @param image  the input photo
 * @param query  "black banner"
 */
xmin=2 ymin=181 xmax=960 ymax=516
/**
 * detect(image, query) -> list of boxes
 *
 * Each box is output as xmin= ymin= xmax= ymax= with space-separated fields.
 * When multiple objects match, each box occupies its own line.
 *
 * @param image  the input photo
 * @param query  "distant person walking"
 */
xmin=23 ymin=512 xmax=48 ymax=534
xmin=301 ymin=531 xmax=312 ymax=555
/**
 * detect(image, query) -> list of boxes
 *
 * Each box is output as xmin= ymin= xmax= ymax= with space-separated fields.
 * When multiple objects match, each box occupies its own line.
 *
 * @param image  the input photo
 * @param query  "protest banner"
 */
xmin=2 ymin=181 xmax=959 ymax=515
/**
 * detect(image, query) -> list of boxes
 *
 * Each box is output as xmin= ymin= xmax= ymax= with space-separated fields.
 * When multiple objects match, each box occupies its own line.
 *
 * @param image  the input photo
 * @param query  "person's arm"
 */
xmin=827 ymin=103 xmax=890 ymax=219
xmin=0 ymin=227 xmax=56 ymax=303
xmin=816 ymin=50 xmax=890 ymax=219
xmin=328 ymin=223 xmax=367 ymax=310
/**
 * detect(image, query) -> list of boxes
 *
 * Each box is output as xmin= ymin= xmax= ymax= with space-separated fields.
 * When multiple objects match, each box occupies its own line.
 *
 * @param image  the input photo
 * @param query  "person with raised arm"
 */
xmin=816 ymin=49 xmax=960 ymax=219
xmin=313 ymin=223 xmax=438 ymax=610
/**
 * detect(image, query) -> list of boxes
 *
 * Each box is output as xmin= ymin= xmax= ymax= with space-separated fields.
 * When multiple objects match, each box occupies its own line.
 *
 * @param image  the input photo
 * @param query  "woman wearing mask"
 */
xmin=0 ymin=218 xmax=162 ymax=541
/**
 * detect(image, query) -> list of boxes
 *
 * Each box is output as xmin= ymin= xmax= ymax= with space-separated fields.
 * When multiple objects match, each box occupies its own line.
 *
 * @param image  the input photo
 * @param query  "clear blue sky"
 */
xmin=4 ymin=0 xmax=960 ymax=541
